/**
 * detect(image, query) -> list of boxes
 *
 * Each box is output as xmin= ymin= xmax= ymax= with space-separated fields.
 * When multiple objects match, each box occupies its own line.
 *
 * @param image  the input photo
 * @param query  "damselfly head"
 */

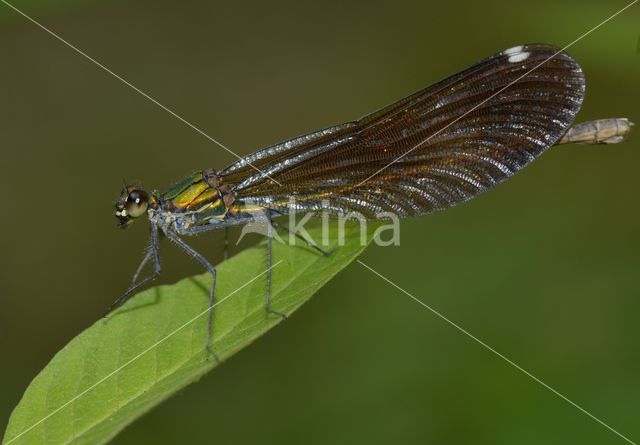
xmin=115 ymin=186 xmax=149 ymax=228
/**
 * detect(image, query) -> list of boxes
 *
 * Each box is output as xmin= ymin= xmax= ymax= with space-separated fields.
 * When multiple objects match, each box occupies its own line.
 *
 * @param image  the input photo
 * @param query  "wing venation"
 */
xmin=220 ymin=44 xmax=585 ymax=218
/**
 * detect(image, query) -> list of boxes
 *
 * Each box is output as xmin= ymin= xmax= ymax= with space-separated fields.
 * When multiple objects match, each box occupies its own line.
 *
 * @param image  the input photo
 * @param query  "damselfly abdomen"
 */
xmin=109 ymin=43 xmax=632 ymax=357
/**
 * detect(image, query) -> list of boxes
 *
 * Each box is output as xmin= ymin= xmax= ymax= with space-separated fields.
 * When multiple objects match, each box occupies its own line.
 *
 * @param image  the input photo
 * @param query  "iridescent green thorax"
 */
xmin=159 ymin=170 xmax=239 ymax=226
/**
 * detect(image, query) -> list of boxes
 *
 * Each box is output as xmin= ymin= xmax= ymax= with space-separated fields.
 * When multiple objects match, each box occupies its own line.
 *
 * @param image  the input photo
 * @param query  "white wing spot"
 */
xmin=508 ymin=52 xmax=530 ymax=63
xmin=503 ymin=45 xmax=524 ymax=55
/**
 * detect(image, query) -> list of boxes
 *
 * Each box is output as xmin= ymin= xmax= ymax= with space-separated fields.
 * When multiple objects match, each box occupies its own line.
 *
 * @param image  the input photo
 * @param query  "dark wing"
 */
xmin=220 ymin=43 xmax=585 ymax=218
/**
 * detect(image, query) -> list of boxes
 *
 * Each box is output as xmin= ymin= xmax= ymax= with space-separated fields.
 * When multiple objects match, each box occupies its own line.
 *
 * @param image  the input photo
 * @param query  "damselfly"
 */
xmin=109 ymin=43 xmax=633 ymax=356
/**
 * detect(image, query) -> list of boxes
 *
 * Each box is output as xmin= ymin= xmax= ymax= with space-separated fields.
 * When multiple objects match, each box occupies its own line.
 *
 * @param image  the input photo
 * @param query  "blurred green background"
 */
xmin=1 ymin=0 xmax=638 ymax=443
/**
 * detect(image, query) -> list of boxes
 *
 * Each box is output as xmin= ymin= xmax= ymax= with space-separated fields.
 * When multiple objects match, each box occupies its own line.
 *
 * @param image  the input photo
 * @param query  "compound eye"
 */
xmin=126 ymin=190 xmax=149 ymax=218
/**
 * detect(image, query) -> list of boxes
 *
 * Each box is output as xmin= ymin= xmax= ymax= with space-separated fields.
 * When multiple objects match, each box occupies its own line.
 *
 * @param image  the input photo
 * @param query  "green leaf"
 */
xmin=3 ymin=221 xmax=380 ymax=445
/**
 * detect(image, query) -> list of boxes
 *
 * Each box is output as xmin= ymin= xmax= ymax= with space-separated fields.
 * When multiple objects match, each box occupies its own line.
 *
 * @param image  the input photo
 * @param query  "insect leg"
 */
xmin=265 ymin=217 xmax=286 ymax=319
xmin=129 ymin=229 xmax=166 ymax=287
xmin=106 ymin=223 xmax=162 ymax=315
xmin=129 ymin=249 xmax=152 ymax=287
xmin=223 ymin=227 xmax=229 ymax=261
xmin=163 ymin=229 xmax=219 ymax=360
